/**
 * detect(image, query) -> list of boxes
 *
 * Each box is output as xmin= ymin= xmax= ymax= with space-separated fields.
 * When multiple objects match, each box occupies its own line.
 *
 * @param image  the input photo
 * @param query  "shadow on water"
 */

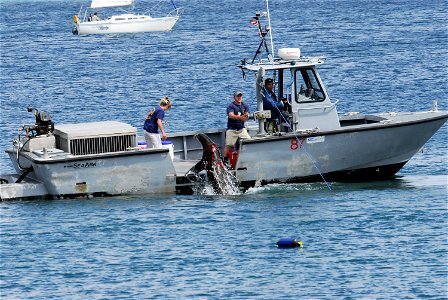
xmin=330 ymin=174 xmax=447 ymax=191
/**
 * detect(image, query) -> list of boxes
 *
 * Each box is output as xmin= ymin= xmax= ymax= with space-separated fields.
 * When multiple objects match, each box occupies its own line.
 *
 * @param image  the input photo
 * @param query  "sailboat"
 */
xmin=72 ymin=0 xmax=182 ymax=35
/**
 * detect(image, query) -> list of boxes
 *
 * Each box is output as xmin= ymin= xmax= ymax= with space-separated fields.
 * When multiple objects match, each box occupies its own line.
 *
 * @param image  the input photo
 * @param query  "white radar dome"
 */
xmin=278 ymin=48 xmax=301 ymax=60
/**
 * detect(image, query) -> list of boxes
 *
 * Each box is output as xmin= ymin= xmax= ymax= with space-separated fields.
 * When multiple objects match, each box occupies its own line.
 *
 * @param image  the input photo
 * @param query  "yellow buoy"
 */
xmin=73 ymin=15 xmax=79 ymax=24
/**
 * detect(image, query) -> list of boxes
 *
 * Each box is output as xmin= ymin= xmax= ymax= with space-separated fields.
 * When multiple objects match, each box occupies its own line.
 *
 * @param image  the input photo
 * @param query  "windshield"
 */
xmin=295 ymin=68 xmax=325 ymax=103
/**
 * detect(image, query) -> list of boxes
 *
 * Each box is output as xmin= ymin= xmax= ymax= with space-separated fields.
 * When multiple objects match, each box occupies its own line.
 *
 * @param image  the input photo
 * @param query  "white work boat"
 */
xmin=1 ymin=3 xmax=447 ymax=200
xmin=0 ymin=107 xmax=228 ymax=199
xmin=72 ymin=0 xmax=182 ymax=35
xmin=223 ymin=8 xmax=447 ymax=190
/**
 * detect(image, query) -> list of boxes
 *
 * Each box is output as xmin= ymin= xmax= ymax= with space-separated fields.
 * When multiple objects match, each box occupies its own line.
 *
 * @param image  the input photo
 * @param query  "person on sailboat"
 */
xmin=223 ymin=91 xmax=251 ymax=158
xmin=91 ymin=12 xmax=100 ymax=21
xmin=143 ymin=96 xmax=172 ymax=149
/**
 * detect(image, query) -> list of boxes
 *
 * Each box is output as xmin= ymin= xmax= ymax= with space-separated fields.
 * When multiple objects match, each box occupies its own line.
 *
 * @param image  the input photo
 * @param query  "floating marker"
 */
xmin=277 ymin=238 xmax=303 ymax=248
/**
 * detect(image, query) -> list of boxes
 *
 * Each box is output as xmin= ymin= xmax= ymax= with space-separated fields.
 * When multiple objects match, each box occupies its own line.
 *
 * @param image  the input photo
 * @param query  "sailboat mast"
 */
xmin=170 ymin=0 xmax=177 ymax=10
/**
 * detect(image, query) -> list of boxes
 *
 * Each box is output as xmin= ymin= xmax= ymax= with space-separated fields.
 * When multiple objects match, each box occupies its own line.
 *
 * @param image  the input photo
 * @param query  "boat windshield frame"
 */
xmin=294 ymin=67 xmax=326 ymax=104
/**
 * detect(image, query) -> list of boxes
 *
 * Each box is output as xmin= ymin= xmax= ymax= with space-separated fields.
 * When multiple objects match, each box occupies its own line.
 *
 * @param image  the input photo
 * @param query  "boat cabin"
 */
xmin=107 ymin=14 xmax=153 ymax=23
xmin=240 ymin=48 xmax=341 ymax=133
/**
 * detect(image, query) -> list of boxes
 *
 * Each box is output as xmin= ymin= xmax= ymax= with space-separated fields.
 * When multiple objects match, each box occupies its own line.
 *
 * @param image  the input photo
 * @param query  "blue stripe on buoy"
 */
xmin=277 ymin=238 xmax=303 ymax=248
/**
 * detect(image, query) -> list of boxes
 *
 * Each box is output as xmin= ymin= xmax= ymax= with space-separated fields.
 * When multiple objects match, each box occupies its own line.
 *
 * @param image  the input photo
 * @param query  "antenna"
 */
xmin=265 ymin=0 xmax=274 ymax=61
xmin=250 ymin=10 xmax=273 ymax=64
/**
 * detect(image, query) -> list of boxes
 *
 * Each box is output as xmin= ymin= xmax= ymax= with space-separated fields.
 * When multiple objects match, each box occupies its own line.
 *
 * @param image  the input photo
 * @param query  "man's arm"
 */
xmin=229 ymin=112 xmax=248 ymax=121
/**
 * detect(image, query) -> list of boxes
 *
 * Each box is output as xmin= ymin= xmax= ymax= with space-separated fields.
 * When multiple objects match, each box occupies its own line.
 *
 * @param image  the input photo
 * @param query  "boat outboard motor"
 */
xmin=27 ymin=106 xmax=54 ymax=135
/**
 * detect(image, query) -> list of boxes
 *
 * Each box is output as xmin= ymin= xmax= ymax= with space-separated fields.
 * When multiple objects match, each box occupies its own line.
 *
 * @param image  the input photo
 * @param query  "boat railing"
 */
xmin=297 ymin=99 xmax=339 ymax=112
xmin=167 ymin=7 xmax=184 ymax=17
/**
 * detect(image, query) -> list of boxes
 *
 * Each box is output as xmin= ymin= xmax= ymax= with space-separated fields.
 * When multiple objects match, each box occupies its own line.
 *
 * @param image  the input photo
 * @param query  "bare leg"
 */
xmin=223 ymin=145 xmax=233 ymax=158
xmin=223 ymin=146 xmax=229 ymax=158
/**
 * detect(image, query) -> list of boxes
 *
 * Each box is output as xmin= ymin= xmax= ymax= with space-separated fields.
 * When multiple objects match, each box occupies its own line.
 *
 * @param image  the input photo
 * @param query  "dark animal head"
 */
xmin=194 ymin=133 xmax=224 ymax=169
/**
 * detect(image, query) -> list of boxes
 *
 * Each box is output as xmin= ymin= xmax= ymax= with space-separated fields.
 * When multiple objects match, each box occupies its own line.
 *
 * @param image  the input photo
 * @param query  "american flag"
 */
xmin=250 ymin=19 xmax=258 ymax=26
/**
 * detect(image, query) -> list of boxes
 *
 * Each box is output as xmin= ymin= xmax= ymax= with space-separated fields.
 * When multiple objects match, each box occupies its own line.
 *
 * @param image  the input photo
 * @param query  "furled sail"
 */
xmin=90 ymin=0 xmax=135 ymax=9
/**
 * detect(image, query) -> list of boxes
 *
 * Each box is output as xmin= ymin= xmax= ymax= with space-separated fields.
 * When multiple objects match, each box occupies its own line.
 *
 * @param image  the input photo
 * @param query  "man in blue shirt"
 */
xmin=223 ymin=91 xmax=251 ymax=158
xmin=143 ymin=96 xmax=171 ymax=148
xmin=262 ymin=78 xmax=284 ymax=133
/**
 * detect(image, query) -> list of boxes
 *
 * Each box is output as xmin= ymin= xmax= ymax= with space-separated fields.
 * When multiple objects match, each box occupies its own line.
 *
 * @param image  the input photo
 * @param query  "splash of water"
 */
xmin=188 ymin=163 xmax=241 ymax=196
xmin=210 ymin=163 xmax=241 ymax=195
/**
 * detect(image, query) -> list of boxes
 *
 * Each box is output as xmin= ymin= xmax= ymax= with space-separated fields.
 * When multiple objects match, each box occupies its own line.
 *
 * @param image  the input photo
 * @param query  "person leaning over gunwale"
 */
xmin=143 ymin=96 xmax=172 ymax=148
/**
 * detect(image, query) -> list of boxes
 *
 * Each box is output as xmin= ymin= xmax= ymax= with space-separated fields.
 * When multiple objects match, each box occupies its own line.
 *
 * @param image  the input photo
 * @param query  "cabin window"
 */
xmin=294 ymin=68 xmax=325 ymax=103
xmin=116 ymin=18 xmax=125 ymax=21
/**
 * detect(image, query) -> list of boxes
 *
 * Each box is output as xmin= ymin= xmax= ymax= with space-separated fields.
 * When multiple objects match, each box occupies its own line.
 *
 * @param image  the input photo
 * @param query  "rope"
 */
xmin=272 ymin=99 xmax=332 ymax=191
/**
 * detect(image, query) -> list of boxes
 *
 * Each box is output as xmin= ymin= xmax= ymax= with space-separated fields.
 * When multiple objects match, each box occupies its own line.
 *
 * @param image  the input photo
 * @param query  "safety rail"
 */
xmin=296 ymin=99 xmax=339 ymax=111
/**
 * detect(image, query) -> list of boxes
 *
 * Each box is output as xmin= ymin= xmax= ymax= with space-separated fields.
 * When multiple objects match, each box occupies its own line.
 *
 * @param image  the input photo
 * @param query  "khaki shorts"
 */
xmin=225 ymin=128 xmax=251 ymax=146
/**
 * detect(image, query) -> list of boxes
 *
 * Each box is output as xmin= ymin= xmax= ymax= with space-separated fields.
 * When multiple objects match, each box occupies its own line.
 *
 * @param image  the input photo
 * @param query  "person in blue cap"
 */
xmin=223 ymin=91 xmax=251 ymax=158
xmin=262 ymin=78 xmax=285 ymax=133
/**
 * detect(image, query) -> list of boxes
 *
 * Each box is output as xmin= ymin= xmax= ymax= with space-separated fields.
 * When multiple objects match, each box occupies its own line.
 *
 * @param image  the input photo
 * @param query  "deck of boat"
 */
xmin=173 ymin=159 xmax=200 ymax=195
xmin=173 ymin=159 xmax=199 ymax=175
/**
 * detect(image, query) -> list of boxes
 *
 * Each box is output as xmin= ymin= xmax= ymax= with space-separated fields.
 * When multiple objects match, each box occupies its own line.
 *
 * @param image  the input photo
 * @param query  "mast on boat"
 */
xmin=265 ymin=0 xmax=275 ymax=61
xmin=251 ymin=0 xmax=274 ymax=64
xmin=247 ymin=0 xmax=277 ymax=135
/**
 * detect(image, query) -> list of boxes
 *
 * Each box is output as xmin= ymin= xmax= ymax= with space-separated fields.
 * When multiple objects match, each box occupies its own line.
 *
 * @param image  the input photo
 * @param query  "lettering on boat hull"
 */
xmin=63 ymin=162 xmax=97 ymax=169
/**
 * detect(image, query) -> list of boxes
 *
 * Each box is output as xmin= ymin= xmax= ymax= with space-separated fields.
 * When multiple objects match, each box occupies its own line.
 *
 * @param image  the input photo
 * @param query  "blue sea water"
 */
xmin=0 ymin=0 xmax=447 ymax=298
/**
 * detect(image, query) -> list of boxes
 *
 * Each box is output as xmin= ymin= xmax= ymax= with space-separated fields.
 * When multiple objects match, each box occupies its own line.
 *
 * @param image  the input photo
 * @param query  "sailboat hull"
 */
xmin=76 ymin=15 xmax=179 ymax=35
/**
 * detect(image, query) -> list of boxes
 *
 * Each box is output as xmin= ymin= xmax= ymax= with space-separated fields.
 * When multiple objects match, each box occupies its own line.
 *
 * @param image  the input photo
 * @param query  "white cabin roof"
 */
xmin=240 ymin=56 xmax=326 ymax=71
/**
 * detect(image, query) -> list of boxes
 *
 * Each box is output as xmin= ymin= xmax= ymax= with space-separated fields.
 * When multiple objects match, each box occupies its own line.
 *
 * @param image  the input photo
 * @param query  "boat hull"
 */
xmin=235 ymin=112 xmax=447 ymax=187
xmin=76 ymin=17 xmax=179 ymax=35
xmin=6 ymin=149 xmax=176 ymax=197
xmin=0 ymin=174 xmax=49 ymax=200
xmin=2 ymin=111 xmax=446 ymax=198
